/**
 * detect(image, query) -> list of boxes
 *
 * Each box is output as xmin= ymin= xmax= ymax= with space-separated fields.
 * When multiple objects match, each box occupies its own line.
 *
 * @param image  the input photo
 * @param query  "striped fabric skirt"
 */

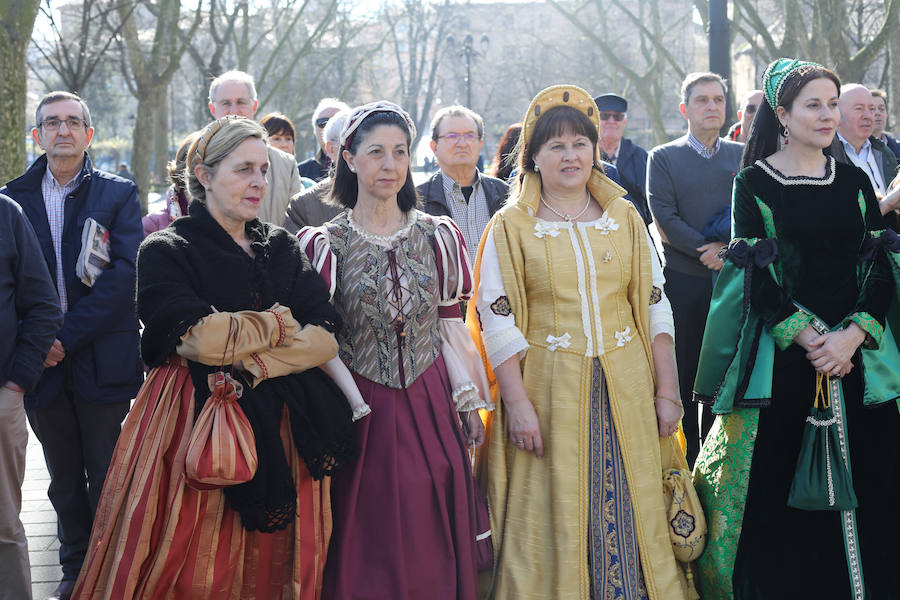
xmin=72 ymin=358 xmax=331 ymax=600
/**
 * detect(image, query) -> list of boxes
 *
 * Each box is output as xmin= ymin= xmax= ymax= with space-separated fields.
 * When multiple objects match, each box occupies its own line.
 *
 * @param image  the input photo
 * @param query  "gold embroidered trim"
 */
xmin=754 ymin=196 xmax=776 ymax=240
xmin=847 ymin=311 xmax=882 ymax=349
xmin=771 ymin=310 xmax=812 ymax=350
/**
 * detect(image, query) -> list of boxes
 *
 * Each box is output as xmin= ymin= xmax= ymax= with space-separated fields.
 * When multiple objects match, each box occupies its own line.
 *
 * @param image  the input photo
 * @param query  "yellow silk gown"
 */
xmin=468 ymin=171 xmax=688 ymax=600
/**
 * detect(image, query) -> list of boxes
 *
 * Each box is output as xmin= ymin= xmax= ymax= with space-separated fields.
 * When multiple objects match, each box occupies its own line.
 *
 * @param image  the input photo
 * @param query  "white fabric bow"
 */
xmin=615 ymin=326 xmax=633 ymax=347
xmin=534 ymin=222 xmax=562 ymax=238
xmin=545 ymin=332 xmax=572 ymax=351
xmin=593 ymin=215 xmax=619 ymax=235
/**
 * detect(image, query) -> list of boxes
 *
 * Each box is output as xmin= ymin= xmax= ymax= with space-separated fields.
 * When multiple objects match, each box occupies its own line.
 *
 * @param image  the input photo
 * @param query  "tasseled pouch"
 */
xmin=185 ymin=317 xmax=258 ymax=490
xmin=787 ymin=373 xmax=858 ymax=511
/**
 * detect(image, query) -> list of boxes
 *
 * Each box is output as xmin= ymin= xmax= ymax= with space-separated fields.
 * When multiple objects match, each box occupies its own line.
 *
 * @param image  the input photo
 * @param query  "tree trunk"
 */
xmin=0 ymin=0 xmax=41 ymax=183
xmin=891 ymin=9 xmax=900 ymax=133
xmin=131 ymin=94 xmax=157 ymax=215
xmin=153 ymin=87 xmax=169 ymax=186
xmin=709 ymin=0 xmax=734 ymax=133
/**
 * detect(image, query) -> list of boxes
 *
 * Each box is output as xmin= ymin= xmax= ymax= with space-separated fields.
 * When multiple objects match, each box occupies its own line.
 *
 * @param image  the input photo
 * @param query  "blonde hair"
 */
xmin=186 ymin=116 xmax=267 ymax=203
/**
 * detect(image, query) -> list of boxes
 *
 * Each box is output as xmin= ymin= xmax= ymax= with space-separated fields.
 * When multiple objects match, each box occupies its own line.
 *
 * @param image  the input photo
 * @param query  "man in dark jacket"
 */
xmin=593 ymin=93 xmax=652 ymax=224
xmin=1 ymin=91 xmax=143 ymax=600
xmin=830 ymin=84 xmax=899 ymax=200
xmin=298 ymin=97 xmax=351 ymax=181
xmin=417 ymin=105 xmax=508 ymax=259
xmin=0 ymin=194 xmax=62 ymax=600
xmin=870 ymin=88 xmax=900 ymax=167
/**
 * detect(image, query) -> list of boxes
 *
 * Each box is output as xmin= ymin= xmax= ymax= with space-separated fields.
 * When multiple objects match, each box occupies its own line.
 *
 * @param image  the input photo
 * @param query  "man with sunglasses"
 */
xmin=298 ymin=98 xmax=350 ymax=182
xmin=727 ymin=89 xmax=763 ymax=142
xmin=594 ymin=93 xmax=652 ymax=224
xmin=1 ymin=91 xmax=143 ymax=600
xmin=418 ymin=105 xmax=508 ymax=260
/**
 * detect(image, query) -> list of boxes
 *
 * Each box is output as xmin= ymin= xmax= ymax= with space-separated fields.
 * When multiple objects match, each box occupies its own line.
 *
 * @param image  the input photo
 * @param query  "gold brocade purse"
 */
xmin=661 ymin=431 xmax=706 ymax=599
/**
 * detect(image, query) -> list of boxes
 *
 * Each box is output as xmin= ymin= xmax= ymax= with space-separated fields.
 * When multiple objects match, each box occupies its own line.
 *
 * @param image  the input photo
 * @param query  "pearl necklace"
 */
xmin=540 ymin=193 xmax=592 ymax=222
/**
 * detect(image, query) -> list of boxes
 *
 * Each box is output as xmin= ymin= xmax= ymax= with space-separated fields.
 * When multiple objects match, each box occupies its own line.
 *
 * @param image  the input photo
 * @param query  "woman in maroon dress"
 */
xmin=299 ymin=101 xmax=492 ymax=599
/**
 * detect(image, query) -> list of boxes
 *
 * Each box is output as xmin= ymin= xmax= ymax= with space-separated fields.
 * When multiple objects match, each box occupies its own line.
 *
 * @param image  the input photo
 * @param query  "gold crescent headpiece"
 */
xmin=521 ymin=84 xmax=600 ymax=148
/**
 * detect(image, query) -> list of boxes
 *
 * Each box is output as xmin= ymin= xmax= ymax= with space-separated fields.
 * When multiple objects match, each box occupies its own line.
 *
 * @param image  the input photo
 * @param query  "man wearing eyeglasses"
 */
xmin=418 ymin=105 xmax=508 ymax=259
xmin=727 ymin=89 xmax=763 ymax=142
xmin=594 ymin=93 xmax=652 ymax=224
xmin=298 ymin=98 xmax=351 ymax=182
xmin=207 ymin=70 xmax=303 ymax=224
xmin=1 ymin=91 xmax=143 ymax=600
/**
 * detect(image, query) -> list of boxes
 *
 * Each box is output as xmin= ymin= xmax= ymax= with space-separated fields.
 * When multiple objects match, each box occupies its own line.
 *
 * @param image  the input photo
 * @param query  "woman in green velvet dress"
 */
xmin=692 ymin=59 xmax=900 ymax=599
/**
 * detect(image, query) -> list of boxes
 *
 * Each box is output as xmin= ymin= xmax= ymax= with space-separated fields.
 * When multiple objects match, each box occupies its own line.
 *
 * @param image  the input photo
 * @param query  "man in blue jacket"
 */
xmin=1 ymin=91 xmax=143 ymax=600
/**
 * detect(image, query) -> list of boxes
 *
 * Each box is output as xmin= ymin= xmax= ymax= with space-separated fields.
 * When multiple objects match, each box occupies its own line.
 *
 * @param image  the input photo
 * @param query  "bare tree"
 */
xmin=29 ymin=0 xmax=134 ymax=95
xmin=117 ymin=0 xmax=202 ymax=212
xmin=700 ymin=0 xmax=900 ymax=83
xmin=182 ymin=0 xmax=243 ymax=127
xmin=383 ymin=0 xmax=454 ymax=147
xmin=0 ymin=0 xmax=41 ymax=182
xmin=548 ymin=0 xmax=694 ymax=144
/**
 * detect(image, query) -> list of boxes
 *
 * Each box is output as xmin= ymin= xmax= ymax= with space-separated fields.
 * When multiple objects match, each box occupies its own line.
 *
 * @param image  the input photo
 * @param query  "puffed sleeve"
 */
xmin=433 ymin=217 xmax=494 ymax=412
xmin=297 ymin=224 xmax=370 ymax=419
xmin=841 ymin=182 xmax=892 ymax=347
xmin=298 ymin=225 xmax=337 ymax=300
xmin=474 ymin=227 xmax=530 ymax=368
xmin=646 ymin=227 xmax=675 ymax=341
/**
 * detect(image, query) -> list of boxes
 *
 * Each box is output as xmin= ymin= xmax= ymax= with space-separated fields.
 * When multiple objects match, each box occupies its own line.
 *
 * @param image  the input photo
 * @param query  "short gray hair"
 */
xmin=209 ymin=70 xmax=258 ymax=103
xmin=311 ymin=98 xmax=350 ymax=129
xmin=430 ymin=105 xmax=484 ymax=141
xmin=681 ymin=72 xmax=728 ymax=105
xmin=35 ymin=91 xmax=92 ymax=128
xmin=324 ymin=109 xmax=352 ymax=147
xmin=186 ymin=117 xmax=266 ymax=203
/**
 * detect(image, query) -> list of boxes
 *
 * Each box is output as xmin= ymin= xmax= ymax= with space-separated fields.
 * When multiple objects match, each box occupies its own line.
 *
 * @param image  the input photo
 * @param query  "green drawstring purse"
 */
xmin=787 ymin=372 xmax=858 ymax=511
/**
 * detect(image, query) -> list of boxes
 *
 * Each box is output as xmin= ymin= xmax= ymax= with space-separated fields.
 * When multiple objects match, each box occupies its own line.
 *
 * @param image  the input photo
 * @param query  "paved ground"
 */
xmin=22 ymin=423 xmax=63 ymax=599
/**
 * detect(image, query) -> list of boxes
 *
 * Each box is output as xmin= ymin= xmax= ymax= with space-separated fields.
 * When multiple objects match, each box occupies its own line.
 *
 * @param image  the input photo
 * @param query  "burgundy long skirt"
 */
xmin=322 ymin=355 xmax=479 ymax=600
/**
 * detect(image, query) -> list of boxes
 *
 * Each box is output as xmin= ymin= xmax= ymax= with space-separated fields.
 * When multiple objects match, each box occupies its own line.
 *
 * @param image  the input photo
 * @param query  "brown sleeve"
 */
xmin=242 ymin=325 xmax=339 ymax=387
xmin=177 ymin=304 xmax=297 ymax=366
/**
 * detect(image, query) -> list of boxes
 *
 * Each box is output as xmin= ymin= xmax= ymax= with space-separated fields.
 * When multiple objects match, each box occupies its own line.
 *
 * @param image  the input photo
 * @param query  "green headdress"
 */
xmin=763 ymin=58 xmax=823 ymax=109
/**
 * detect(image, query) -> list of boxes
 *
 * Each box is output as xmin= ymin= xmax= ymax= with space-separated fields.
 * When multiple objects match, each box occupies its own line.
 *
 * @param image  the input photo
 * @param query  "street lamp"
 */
xmin=446 ymin=32 xmax=489 ymax=109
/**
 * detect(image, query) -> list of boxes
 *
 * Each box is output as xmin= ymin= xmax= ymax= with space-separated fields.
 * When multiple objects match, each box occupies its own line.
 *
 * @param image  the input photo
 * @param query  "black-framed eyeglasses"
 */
xmin=315 ymin=117 xmax=330 ymax=129
xmin=437 ymin=132 xmax=478 ymax=142
xmin=40 ymin=117 xmax=87 ymax=131
xmin=598 ymin=112 xmax=625 ymax=122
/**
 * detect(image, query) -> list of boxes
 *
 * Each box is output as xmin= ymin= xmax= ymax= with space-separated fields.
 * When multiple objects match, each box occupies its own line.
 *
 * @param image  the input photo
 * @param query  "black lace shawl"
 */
xmin=137 ymin=201 xmax=356 ymax=532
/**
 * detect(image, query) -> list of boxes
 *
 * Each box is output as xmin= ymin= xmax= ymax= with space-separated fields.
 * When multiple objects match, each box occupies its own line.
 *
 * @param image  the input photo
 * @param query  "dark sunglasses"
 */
xmin=598 ymin=112 xmax=625 ymax=122
xmin=315 ymin=117 xmax=330 ymax=129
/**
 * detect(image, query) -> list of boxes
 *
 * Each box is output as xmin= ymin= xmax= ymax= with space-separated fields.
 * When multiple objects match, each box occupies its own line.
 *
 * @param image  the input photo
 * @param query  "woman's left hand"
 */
xmin=806 ymin=324 xmax=866 ymax=377
xmin=654 ymin=395 xmax=684 ymax=438
xmin=462 ymin=411 xmax=485 ymax=448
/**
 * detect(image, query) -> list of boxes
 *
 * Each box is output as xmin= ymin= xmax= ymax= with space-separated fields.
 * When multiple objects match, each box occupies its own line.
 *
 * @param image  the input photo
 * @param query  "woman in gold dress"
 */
xmin=469 ymin=85 xmax=689 ymax=599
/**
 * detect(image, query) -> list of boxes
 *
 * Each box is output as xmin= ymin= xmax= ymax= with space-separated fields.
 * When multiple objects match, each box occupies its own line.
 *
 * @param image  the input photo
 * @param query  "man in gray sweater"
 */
xmin=647 ymin=72 xmax=743 ymax=465
xmin=0 ymin=194 xmax=63 ymax=599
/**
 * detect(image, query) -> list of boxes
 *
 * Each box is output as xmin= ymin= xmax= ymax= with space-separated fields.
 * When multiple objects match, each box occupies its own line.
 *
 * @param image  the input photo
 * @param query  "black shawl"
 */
xmin=137 ymin=201 xmax=355 ymax=532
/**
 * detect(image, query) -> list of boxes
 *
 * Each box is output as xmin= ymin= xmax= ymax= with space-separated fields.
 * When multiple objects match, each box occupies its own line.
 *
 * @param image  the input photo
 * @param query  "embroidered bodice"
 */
xmin=476 ymin=199 xmax=674 ymax=368
xmin=300 ymin=210 xmax=478 ymax=391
